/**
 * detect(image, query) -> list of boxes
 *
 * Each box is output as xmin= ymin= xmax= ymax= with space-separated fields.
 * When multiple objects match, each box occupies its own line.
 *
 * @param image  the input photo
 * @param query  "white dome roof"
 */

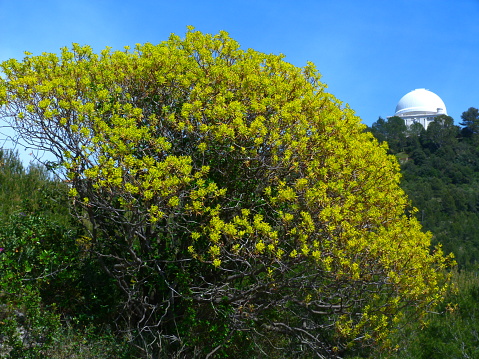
xmin=395 ymin=89 xmax=447 ymax=116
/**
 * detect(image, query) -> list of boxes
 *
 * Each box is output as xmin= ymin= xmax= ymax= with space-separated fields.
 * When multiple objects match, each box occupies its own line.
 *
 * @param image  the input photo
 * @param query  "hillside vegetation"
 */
xmin=368 ymin=110 xmax=479 ymax=358
xmin=0 ymin=29 xmax=471 ymax=358
xmin=369 ymin=109 xmax=479 ymax=269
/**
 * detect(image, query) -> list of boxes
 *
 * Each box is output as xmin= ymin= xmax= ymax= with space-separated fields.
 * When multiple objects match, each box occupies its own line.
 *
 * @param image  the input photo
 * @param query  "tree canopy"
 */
xmin=368 ymin=112 xmax=479 ymax=269
xmin=460 ymin=107 xmax=479 ymax=139
xmin=0 ymin=29 xmax=452 ymax=358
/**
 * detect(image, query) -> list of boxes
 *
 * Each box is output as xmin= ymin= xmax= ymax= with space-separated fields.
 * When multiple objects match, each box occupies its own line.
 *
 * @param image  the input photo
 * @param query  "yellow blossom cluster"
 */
xmin=0 ymin=28 xmax=453 ymax=350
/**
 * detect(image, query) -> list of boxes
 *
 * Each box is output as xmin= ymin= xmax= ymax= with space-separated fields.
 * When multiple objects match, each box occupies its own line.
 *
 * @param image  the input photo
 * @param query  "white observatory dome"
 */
xmin=395 ymin=89 xmax=447 ymax=117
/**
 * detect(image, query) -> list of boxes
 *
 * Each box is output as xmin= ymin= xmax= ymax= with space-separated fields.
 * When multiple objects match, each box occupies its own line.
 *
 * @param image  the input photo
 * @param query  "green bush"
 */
xmin=0 ymin=149 xmax=128 ymax=357
xmin=373 ymin=270 xmax=479 ymax=359
xmin=0 ymin=210 xmax=132 ymax=358
xmin=0 ymin=212 xmax=73 ymax=356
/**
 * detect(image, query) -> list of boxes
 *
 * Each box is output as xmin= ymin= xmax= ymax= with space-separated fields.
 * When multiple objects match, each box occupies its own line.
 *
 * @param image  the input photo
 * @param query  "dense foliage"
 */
xmin=0 ymin=30 xmax=452 ymax=357
xmin=367 ymin=110 xmax=479 ymax=359
xmin=369 ymin=110 xmax=479 ymax=269
xmin=0 ymin=150 xmax=130 ymax=358
xmin=379 ymin=270 xmax=479 ymax=359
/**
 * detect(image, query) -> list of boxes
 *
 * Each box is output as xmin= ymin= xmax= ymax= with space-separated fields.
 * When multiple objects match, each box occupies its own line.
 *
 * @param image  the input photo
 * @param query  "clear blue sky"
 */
xmin=1 ymin=0 xmax=478 ymax=147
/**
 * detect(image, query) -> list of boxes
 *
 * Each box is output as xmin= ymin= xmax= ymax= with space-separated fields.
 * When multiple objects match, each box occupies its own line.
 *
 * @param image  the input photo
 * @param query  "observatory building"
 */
xmin=392 ymin=89 xmax=447 ymax=129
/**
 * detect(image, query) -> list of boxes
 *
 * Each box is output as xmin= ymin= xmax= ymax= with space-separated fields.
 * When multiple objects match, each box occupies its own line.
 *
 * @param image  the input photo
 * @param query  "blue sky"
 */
xmin=1 ymin=0 xmax=478 ymax=159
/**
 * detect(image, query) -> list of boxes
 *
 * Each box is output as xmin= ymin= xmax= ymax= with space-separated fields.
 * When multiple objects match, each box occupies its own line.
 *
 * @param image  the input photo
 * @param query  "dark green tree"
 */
xmin=370 ymin=116 xmax=407 ymax=153
xmin=460 ymin=107 xmax=479 ymax=138
xmin=407 ymin=122 xmax=425 ymax=137
xmin=421 ymin=115 xmax=459 ymax=152
xmin=0 ymin=149 xmax=127 ymax=358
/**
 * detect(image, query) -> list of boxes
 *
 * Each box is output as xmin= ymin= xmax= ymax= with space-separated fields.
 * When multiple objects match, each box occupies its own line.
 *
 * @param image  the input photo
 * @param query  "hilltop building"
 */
xmin=391 ymin=89 xmax=447 ymax=129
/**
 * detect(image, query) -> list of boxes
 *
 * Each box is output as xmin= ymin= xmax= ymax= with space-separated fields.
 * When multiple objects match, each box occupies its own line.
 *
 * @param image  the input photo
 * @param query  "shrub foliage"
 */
xmin=0 ymin=29 xmax=452 ymax=357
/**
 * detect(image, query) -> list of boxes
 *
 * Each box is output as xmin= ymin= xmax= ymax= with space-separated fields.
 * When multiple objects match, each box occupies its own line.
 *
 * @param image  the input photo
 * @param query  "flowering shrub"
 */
xmin=0 ymin=29 xmax=453 ymax=357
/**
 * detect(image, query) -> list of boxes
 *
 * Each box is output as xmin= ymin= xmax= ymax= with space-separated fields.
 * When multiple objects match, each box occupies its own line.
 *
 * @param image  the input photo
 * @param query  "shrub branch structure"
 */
xmin=0 ymin=29 xmax=452 ymax=358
